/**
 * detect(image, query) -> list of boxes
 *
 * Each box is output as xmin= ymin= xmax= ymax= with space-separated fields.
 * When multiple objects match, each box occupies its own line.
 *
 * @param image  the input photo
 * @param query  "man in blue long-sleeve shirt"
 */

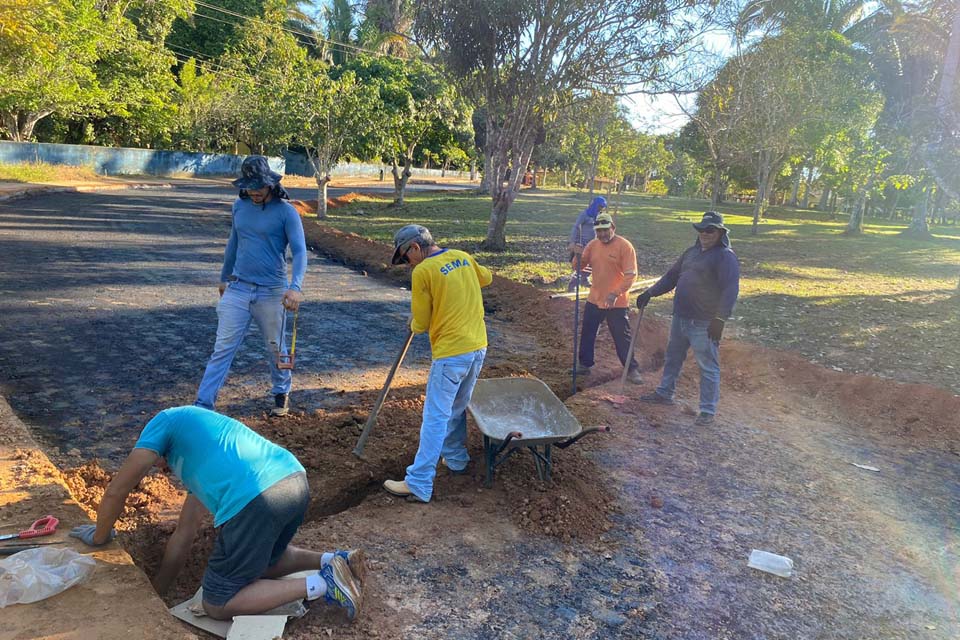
xmin=196 ymin=156 xmax=308 ymax=417
xmin=635 ymin=211 xmax=740 ymax=426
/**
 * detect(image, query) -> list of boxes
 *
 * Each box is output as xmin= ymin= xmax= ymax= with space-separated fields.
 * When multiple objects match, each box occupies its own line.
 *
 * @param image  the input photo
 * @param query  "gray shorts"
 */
xmin=201 ymin=472 xmax=309 ymax=607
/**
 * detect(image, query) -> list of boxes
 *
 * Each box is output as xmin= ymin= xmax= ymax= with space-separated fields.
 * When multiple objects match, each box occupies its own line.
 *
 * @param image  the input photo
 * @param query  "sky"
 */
xmin=625 ymin=25 xmax=738 ymax=134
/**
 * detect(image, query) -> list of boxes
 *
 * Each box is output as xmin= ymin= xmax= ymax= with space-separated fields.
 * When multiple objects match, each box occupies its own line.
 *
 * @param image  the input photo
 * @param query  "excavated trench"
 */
xmin=48 ymin=218 xmax=960 ymax=638
xmin=60 ymin=219 xmax=618 ymax=608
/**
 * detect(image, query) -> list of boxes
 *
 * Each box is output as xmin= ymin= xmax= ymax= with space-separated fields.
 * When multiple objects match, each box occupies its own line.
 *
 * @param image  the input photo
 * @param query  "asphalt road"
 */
xmin=0 ymin=182 xmax=433 ymax=462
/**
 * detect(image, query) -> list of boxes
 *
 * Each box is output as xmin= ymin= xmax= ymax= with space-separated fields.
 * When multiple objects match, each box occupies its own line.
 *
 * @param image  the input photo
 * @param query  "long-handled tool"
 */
xmin=571 ymin=252 xmax=583 ymax=396
xmin=353 ymin=328 xmax=415 ymax=458
xmin=0 ymin=515 xmax=59 ymax=542
xmin=275 ymin=309 xmax=298 ymax=370
xmin=620 ymin=304 xmax=646 ymax=389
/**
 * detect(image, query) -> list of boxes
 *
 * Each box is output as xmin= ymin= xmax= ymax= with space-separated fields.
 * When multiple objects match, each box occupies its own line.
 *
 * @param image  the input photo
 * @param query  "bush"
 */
xmin=645 ymin=179 xmax=668 ymax=196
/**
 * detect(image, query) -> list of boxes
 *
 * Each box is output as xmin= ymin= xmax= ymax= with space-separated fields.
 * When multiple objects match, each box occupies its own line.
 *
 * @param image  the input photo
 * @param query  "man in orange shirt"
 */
xmin=573 ymin=213 xmax=642 ymax=384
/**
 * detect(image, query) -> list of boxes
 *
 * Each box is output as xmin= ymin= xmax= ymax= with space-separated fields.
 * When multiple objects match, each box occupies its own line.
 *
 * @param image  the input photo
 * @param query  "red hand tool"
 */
xmin=0 ymin=515 xmax=59 ymax=541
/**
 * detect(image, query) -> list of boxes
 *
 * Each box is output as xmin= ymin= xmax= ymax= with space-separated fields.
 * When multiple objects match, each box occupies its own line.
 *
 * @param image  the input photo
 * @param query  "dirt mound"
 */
xmin=291 ymin=193 xmax=383 ymax=217
xmin=717 ymin=342 xmax=960 ymax=447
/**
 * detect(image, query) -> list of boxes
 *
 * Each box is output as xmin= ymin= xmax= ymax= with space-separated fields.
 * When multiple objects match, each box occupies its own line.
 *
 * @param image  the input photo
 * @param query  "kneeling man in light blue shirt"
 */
xmin=69 ymin=406 xmax=365 ymax=621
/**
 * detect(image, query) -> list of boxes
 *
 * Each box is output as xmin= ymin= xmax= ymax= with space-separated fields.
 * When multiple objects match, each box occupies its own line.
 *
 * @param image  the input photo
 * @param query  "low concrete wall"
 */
xmin=0 ymin=141 xmax=470 ymax=180
xmin=0 ymin=140 xmax=284 ymax=177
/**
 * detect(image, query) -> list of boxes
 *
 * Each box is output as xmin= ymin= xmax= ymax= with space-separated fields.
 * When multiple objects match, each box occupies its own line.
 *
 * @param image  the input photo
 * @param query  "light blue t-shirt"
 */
xmin=135 ymin=406 xmax=305 ymax=527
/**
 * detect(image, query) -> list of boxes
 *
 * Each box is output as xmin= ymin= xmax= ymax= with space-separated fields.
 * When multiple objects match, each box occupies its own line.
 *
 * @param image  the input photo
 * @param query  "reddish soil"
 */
xmin=36 ymin=219 xmax=960 ymax=637
xmin=291 ymin=194 xmax=383 ymax=217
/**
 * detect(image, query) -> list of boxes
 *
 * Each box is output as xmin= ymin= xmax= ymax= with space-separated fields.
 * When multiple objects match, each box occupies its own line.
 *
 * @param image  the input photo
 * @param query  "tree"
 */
xmin=282 ymin=65 xmax=379 ymax=217
xmin=0 ymin=0 xmax=104 ymax=140
xmin=324 ymin=0 xmax=355 ymax=65
xmin=723 ymin=29 xmax=880 ymax=234
xmin=342 ymin=56 xmax=460 ymax=205
xmin=358 ymin=0 xmax=415 ymax=56
xmin=415 ymin=0 xmax=715 ymax=250
xmin=214 ymin=0 xmax=311 ymax=154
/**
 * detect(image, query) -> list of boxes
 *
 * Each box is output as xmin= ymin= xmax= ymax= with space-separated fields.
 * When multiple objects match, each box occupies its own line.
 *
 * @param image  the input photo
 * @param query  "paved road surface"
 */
xmin=0 ymin=182 xmax=433 ymax=462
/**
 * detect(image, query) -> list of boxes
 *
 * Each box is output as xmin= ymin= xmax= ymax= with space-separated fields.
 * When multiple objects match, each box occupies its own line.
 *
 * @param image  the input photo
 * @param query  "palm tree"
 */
xmin=358 ymin=0 xmax=414 ymax=57
xmin=737 ymin=0 xmax=880 ymax=36
xmin=323 ymin=0 xmax=354 ymax=65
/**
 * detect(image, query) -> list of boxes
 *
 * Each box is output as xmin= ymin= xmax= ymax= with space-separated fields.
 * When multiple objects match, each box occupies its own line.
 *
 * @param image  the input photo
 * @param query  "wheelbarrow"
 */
xmin=467 ymin=377 xmax=610 ymax=488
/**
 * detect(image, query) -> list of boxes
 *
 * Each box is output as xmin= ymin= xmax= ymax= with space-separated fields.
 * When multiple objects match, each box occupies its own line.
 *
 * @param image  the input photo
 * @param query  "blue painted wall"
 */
xmin=0 ymin=141 xmax=471 ymax=179
xmin=0 ymin=141 xmax=285 ymax=177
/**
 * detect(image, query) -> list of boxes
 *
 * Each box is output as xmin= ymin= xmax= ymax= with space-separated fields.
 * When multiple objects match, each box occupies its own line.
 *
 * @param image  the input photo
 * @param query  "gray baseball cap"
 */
xmin=391 ymin=224 xmax=433 ymax=264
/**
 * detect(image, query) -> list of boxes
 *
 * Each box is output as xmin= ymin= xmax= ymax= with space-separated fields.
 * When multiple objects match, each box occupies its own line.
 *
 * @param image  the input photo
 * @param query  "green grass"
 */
xmin=0 ymin=162 xmax=98 ymax=183
xmin=321 ymin=188 xmax=960 ymax=393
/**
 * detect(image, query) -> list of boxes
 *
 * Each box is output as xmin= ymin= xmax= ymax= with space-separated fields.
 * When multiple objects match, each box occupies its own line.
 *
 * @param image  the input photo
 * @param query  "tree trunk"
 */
xmin=481 ymin=120 xmax=536 ymax=251
xmin=478 ymin=147 xmax=492 ymax=194
xmin=818 ymin=186 xmax=831 ymax=211
xmin=843 ymin=194 xmax=867 ymax=235
xmin=563 ymin=169 xmax=568 ymax=188
xmin=885 ymin=189 xmax=901 ymax=219
xmin=789 ymin=166 xmax=803 ymax=207
xmin=902 ymin=184 xmax=933 ymax=239
xmin=315 ymin=174 xmax=330 ymax=219
xmin=751 ymin=151 xmax=772 ymax=235
xmin=391 ymin=158 xmax=412 ymax=206
xmin=530 ymin=162 xmax=538 ymax=190
xmin=470 ymin=156 xmax=477 ymax=181
xmin=931 ymin=187 xmax=946 ymax=224
xmin=711 ymin=169 xmax=723 ymax=206
xmin=801 ymin=166 xmax=814 ymax=209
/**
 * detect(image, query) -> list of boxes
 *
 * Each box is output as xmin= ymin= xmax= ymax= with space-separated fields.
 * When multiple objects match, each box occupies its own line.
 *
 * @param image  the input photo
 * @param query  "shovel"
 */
xmin=353 ymin=328 xmax=414 ymax=458
xmin=618 ymin=303 xmax=646 ymax=390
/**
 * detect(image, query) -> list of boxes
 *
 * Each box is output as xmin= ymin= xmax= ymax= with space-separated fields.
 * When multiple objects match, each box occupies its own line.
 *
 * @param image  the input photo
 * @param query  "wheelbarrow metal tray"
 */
xmin=468 ymin=377 xmax=607 ymax=486
xmin=468 ymin=377 xmax=581 ymax=446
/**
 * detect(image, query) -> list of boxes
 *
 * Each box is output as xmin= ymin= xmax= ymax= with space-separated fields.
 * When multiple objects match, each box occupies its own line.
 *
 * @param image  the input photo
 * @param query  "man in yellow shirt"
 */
xmin=383 ymin=225 xmax=492 ymax=502
xmin=572 ymin=213 xmax=642 ymax=384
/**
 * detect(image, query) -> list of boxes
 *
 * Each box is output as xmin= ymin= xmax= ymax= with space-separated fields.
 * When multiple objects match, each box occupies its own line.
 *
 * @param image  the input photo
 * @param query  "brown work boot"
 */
xmin=383 ymin=479 xmax=428 ymax=503
xmin=626 ymin=368 xmax=643 ymax=385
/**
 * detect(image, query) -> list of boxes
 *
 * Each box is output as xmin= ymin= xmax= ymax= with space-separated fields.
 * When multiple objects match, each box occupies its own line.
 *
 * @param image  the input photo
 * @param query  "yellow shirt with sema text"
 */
xmin=410 ymin=248 xmax=493 ymax=360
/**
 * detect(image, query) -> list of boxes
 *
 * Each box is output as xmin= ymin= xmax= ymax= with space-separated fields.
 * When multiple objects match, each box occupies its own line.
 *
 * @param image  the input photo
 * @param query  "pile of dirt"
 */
xmin=62 ymin=463 xmax=185 ymax=528
xmin=291 ymin=193 xmax=384 ymax=217
xmin=720 ymin=342 xmax=960 ymax=447
xmin=248 ymin=383 xmax=613 ymax=541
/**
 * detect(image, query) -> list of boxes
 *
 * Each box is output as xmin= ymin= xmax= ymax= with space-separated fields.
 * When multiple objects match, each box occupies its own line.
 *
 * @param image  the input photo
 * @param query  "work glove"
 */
xmin=69 ymin=524 xmax=116 ymax=547
xmin=708 ymin=318 xmax=725 ymax=343
xmin=567 ymin=242 xmax=583 ymax=255
xmin=605 ymin=292 xmax=619 ymax=308
xmin=635 ymin=290 xmax=652 ymax=309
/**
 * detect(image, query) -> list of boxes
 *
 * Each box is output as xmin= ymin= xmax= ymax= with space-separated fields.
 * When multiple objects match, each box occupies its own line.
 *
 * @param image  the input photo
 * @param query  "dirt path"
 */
xmin=2 ymin=185 xmax=958 ymax=638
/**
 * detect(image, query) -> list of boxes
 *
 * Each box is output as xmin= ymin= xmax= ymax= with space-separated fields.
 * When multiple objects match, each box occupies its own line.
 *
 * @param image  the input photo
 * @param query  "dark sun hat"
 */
xmin=232 ymin=155 xmax=283 ymax=190
xmin=693 ymin=211 xmax=728 ymax=232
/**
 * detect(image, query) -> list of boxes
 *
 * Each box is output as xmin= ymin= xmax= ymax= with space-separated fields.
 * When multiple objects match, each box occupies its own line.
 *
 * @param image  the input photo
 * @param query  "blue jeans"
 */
xmin=196 ymin=280 xmax=291 ymax=409
xmin=405 ymin=348 xmax=486 ymax=502
xmin=656 ymin=315 xmax=720 ymax=415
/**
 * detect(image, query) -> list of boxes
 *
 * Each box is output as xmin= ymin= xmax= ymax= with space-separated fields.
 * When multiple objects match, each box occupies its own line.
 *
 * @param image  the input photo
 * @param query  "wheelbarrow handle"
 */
xmin=555 ymin=426 xmax=611 ymax=450
xmin=491 ymin=431 xmax=524 ymax=458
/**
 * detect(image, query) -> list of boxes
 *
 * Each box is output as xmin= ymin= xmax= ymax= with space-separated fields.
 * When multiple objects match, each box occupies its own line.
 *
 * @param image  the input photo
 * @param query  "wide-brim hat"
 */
xmin=232 ymin=155 xmax=283 ymax=190
xmin=693 ymin=211 xmax=727 ymax=232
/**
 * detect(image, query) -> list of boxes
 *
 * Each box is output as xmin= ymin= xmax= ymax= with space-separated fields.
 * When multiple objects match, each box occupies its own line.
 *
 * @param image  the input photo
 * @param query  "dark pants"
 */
xmin=578 ymin=302 xmax=639 ymax=371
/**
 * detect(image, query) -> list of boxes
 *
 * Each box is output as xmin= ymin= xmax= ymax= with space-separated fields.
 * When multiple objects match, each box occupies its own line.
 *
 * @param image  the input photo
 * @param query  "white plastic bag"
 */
xmin=0 ymin=547 xmax=96 ymax=607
